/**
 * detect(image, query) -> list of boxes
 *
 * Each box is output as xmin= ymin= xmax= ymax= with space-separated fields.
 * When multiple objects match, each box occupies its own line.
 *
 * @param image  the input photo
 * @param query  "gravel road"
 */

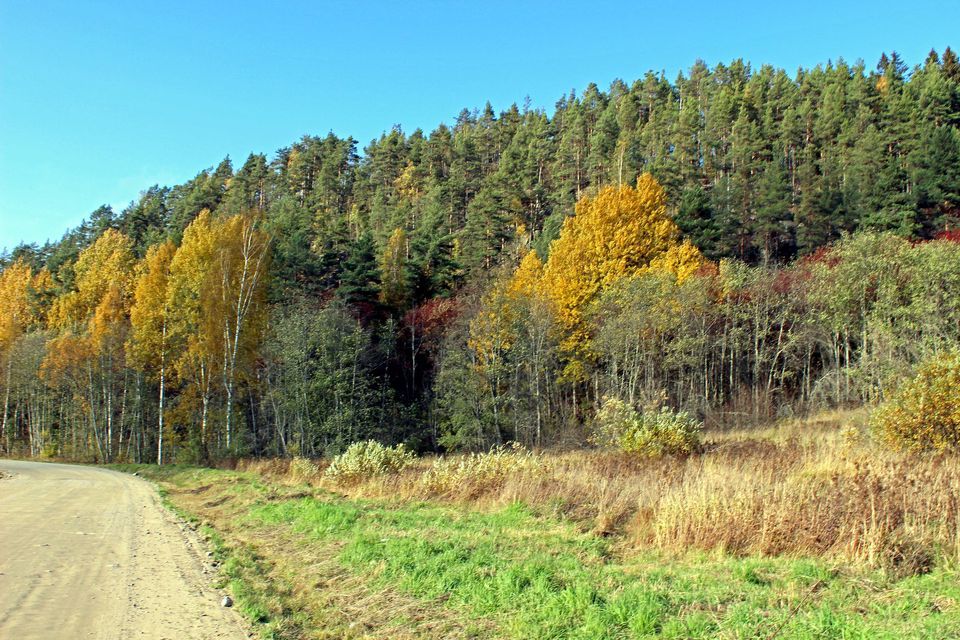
xmin=0 ymin=460 xmax=248 ymax=639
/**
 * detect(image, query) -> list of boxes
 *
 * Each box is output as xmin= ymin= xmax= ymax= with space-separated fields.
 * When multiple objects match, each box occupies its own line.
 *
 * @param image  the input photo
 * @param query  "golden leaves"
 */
xmin=167 ymin=211 xmax=270 ymax=388
xmin=379 ymin=227 xmax=408 ymax=308
xmin=128 ymin=240 xmax=177 ymax=372
xmin=50 ymin=229 xmax=135 ymax=331
xmin=0 ymin=259 xmax=34 ymax=353
xmin=522 ymin=174 xmax=705 ymax=380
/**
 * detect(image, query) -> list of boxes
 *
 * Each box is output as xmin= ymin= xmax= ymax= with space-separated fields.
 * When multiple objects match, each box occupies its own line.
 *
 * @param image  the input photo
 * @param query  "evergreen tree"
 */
xmin=338 ymin=232 xmax=381 ymax=316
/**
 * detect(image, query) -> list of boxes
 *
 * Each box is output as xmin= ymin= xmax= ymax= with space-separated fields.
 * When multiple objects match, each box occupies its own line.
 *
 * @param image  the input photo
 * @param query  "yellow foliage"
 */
xmin=538 ymin=174 xmax=704 ymax=377
xmin=42 ymin=230 xmax=135 ymax=391
xmin=0 ymin=260 xmax=34 ymax=354
xmin=129 ymin=241 xmax=177 ymax=372
xmin=394 ymin=162 xmax=421 ymax=203
xmin=507 ymin=250 xmax=544 ymax=299
xmin=469 ymin=251 xmax=547 ymax=368
xmin=468 ymin=278 xmax=514 ymax=366
xmin=648 ymin=239 xmax=705 ymax=283
xmin=167 ymin=210 xmax=221 ymax=387
xmin=30 ymin=267 xmax=56 ymax=324
xmin=50 ymin=229 xmax=135 ymax=331
xmin=379 ymin=227 xmax=408 ymax=308
xmin=872 ymin=351 xmax=960 ymax=452
xmin=167 ymin=210 xmax=269 ymax=401
xmin=90 ymin=285 xmax=128 ymax=352
xmin=876 ymin=75 xmax=890 ymax=96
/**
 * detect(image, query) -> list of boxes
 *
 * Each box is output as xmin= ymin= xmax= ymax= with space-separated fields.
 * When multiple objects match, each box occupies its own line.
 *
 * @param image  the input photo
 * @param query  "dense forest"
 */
xmin=3 ymin=49 xmax=960 ymax=463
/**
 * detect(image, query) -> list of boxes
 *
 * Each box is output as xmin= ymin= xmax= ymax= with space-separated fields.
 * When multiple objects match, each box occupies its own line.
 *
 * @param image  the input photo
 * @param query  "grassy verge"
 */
xmin=115 ymin=444 xmax=960 ymax=639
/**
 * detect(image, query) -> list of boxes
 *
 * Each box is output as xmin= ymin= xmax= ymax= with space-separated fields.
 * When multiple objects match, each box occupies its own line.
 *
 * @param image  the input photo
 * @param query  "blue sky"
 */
xmin=1 ymin=0 xmax=958 ymax=249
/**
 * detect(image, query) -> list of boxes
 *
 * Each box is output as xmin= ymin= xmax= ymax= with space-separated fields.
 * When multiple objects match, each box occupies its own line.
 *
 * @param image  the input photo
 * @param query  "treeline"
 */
xmin=3 ymin=49 xmax=960 ymax=461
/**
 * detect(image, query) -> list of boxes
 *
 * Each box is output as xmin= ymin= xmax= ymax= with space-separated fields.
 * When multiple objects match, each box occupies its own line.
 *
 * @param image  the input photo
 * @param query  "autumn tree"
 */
xmin=44 ymin=229 xmax=135 ymax=461
xmin=379 ymin=227 xmax=409 ymax=310
xmin=540 ymin=174 xmax=704 ymax=379
xmin=0 ymin=260 xmax=34 ymax=450
xmin=214 ymin=213 xmax=270 ymax=451
xmin=167 ymin=211 xmax=221 ymax=458
xmin=128 ymin=240 xmax=177 ymax=464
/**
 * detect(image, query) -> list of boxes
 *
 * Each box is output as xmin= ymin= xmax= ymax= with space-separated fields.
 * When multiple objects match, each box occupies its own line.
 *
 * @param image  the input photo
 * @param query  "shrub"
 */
xmin=288 ymin=456 xmax=320 ymax=483
xmin=422 ymin=442 xmax=547 ymax=494
xmin=592 ymin=396 xmax=701 ymax=457
xmin=872 ymin=351 xmax=960 ymax=452
xmin=324 ymin=440 xmax=416 ymax=484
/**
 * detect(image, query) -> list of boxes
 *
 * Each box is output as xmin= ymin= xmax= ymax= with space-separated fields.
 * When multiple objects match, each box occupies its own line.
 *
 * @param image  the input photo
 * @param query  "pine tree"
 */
xmin=338 ymin=232 xmax=381 ymax=315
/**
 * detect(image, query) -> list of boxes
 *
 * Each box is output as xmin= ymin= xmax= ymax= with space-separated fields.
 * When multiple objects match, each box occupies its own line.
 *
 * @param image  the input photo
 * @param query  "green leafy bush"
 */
xmin=324 ymin=440 xmax=416 ymax=484
xmin=592 ymin=396 xmax=702 ymax=457
xmin=872 ymin=351 xmax=960 ymax=452
xmin=422 ymin=442 xmax=548 ymax=493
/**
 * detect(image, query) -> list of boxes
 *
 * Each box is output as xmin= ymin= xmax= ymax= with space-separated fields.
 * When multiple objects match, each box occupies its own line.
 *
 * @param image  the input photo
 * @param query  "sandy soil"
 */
xmin=0 ymin=460 xmax=248 ymax=639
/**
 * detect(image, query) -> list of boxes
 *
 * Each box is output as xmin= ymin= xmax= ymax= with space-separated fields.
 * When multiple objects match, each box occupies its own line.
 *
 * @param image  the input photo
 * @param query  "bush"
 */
xmin=592 ymin=396 xmax=702 ymax=457
xmin=872 ymin=351 xmax=960 ymax=452
xmin=422 ymin=442 xmax=547 ymax=494
xmin=288 ymin=456 xmax=320 ymax=483
xmin=324 ymin=440 xmax=416 ymax=484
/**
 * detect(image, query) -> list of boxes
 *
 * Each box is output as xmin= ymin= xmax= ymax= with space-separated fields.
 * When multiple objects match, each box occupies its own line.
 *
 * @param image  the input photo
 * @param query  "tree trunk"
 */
xmin=1 ymin=357 xmax=11 ymax=454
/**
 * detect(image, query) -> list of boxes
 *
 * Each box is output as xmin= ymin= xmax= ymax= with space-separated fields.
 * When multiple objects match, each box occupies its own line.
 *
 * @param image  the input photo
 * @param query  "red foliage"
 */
xmin=935 ymin=229 xmax=960 ymax=244
xmin=799 ymin=245 xmax=841 ymax=268
xmin=401 ymin=298 xmax=461 ymax=356
xmin=772 ymin=269 xmax=801 ymax=296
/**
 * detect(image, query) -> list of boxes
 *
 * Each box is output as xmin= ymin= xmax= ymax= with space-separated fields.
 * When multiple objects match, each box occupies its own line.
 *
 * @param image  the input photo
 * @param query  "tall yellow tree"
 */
xmin=379 ymin=227 xmax=408 ymax=309
xmin=129 ymin=240 xmax=177 ymax=464
xmin=45 ymin=229 xmax=135 ymax=461
xmin=51 ymin=229 xmax=135 ymax=331
xmin=167 ymin=211 xmax=221 ymax=457
xmin=0 ymin=260 xmax=35 ymax=445
xmin=167 ymin=211 xmax=270 ymax=456
xmin=213 ymin=213 xmax=270 ymax=450
xmin=540 ymin=174 xmax=704 ymax=379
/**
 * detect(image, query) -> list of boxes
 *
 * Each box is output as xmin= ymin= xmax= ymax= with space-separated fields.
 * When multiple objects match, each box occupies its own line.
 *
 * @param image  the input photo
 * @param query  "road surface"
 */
xmin=0 ymin=460 xmax=247 ymax=639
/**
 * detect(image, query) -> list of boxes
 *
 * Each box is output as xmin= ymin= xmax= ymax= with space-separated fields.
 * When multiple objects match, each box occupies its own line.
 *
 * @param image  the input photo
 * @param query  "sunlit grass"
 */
xmin=113 ymin=415 xmax=960 ymax=638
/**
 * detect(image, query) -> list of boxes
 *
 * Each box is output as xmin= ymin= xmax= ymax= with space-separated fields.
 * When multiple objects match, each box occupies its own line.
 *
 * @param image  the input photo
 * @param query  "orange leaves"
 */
xmin=39 ymin=332 xmax=92 ymax=388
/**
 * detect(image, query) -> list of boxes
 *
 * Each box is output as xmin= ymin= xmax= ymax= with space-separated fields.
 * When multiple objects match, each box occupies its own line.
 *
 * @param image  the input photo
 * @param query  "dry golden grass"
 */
xmin=252 ymin=410 xmax=960 ymax=574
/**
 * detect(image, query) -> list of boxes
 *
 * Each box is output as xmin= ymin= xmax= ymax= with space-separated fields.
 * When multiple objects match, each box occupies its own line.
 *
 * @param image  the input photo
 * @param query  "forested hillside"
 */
xmin=3 ymin=49 xmax=960 ymax=463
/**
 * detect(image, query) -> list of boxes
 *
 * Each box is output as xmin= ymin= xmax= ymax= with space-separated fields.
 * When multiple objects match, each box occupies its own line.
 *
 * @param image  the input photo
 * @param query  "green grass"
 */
xmin=113 ymin=464 xmax=960 ymax=639
xmin=252 ymin=494 xmax=960 ymax=639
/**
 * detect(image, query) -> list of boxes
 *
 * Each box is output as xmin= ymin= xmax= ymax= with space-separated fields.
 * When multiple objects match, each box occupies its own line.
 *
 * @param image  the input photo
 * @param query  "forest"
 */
xmin=2 ymin=48 xmax=960 ymax=463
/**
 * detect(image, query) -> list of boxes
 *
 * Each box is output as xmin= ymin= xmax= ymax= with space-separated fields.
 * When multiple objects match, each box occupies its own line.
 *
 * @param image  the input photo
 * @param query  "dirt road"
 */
xmin=0 ymin=460 xmax=248 ymax=639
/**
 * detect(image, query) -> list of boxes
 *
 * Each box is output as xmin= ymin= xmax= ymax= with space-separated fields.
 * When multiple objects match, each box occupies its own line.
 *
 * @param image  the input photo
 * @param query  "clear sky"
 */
xmin=1 ymin=0 xmax=958 ymax=250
